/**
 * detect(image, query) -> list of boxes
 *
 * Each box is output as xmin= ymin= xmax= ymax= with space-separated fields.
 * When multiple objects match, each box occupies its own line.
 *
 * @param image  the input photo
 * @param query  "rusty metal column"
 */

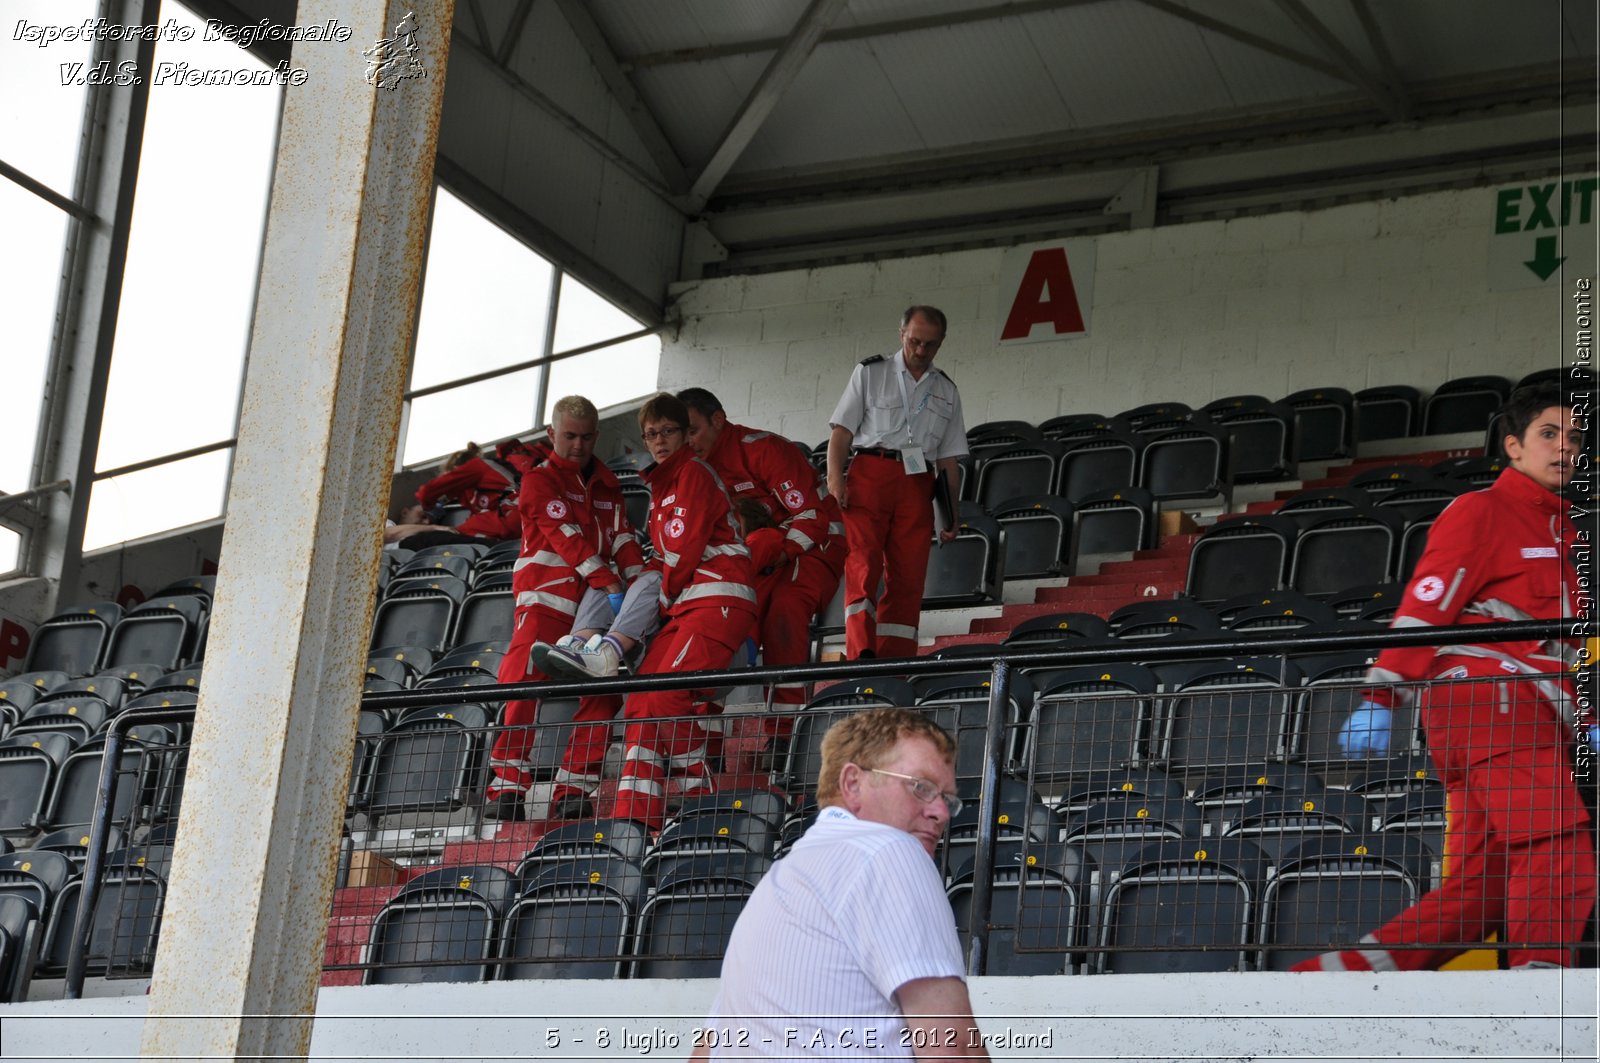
xmin=140 ymin=3 xmax=452 ymax=1059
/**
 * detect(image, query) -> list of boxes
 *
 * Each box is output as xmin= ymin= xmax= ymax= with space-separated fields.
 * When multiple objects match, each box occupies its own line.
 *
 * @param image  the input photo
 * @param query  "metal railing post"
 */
xmin=964 ymin=656 xmax=1011 ymax=977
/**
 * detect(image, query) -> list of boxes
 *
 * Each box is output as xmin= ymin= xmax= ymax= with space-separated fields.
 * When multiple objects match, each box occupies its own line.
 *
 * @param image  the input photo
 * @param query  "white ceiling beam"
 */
xmin=552 ymin=0 xmax=688 ymax=193
xmin=621 ymin=0 xmax=1105 ymax=70
xmin=1276 ymin=0 xmax=1409 ymax=121
xmin=1135 ymin=0 xmax=1348 ymax=83
xmin=686 ymin=0 xmax=852 ymax=214
xmin=1350 ymin=0 xmax=1412 ymax=120
xmin=496 ymin=0 xmax=536 ymax=67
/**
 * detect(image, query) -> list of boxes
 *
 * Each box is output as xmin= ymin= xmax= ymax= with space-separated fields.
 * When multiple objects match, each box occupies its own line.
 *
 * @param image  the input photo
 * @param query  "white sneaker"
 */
xmin=528 ymin=634 xmax=589 ymax=676
xmin=545 ymin=633 xmax=622 ymax=679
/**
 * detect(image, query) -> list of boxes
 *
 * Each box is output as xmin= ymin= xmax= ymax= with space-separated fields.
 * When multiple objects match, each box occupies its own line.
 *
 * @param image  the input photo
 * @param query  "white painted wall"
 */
xmin=2 ymin=971 xmax=1594 ymax=1061
xmin=661 ymin=187 xmax=1569 ymax=447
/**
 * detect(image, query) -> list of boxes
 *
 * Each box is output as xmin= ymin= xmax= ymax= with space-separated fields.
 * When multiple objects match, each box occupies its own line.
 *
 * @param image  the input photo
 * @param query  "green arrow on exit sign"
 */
xmin=1523 ymin=236 xmax=1565 ymax=281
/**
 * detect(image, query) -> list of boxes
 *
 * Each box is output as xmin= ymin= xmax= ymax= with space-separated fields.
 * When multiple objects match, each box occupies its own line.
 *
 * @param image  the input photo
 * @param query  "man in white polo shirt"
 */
xmin=826 ymin=305 xmax=967 ymax=660
xmin=689 ymin=708 xmax=989 ymax=1060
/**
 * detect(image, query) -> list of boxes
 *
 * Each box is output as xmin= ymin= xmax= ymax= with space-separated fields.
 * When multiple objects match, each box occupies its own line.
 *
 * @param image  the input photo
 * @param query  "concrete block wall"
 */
xmin=661 ymin=186 xmax=1568 ymax=445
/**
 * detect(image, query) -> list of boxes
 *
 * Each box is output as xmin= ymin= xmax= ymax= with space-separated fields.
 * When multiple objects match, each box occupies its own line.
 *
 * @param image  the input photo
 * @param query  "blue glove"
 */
xmin=607 ymin=592 xmax=626 ymax=617
xmin=1588 ymin=725 xmax=1600 ymax=752
xmin=1339 ymin=701 xmax=1393 ymax=758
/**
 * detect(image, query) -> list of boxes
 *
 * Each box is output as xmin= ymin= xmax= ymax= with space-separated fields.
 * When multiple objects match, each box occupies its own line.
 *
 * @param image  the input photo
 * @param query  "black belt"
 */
xmin=853 ymin=446 xmax=902 ymax=460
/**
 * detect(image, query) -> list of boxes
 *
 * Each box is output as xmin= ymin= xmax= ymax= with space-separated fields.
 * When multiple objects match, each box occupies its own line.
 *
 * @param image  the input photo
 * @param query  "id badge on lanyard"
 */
xmin=896 ymin=368 xmax=933 ymax=476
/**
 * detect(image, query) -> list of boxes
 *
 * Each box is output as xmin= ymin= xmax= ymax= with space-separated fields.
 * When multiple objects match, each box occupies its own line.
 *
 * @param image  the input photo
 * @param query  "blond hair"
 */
xmin=551 ymin=394 xmax=599 ymax=425
xmin=816 ymin=706 xmax=955 ymax=808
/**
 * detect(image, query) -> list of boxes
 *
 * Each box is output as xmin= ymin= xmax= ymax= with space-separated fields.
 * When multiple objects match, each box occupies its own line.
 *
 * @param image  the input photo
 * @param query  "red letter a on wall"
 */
xmin=1000 ymin=248 xmax=1085 ymax=340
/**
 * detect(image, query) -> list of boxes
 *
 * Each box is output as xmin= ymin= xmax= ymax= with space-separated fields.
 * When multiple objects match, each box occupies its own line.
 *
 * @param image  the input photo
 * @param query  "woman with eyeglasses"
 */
xmin=611 ymin=393 xmax=758 ymax=828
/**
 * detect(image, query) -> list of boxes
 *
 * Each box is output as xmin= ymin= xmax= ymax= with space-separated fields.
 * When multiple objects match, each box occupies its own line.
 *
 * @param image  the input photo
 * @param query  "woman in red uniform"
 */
xmin=610 ymin=393 xmax=757 ymax=828
xmin=1296 ymin=382 xmax=1594 ymax=971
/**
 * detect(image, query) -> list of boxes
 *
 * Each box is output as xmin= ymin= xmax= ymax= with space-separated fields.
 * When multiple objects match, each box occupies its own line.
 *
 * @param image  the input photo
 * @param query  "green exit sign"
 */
xmin=1488 ymin=178 xmax=1599 ymax=289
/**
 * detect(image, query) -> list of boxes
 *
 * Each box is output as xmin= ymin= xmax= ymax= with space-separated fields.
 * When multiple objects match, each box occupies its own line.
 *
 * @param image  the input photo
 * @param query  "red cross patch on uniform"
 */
xmin=666 ymin=517 xmax=686 ymax=539
xmin=1413 ymin=575 xmax=1445 ymax=602
xmin=783 ymin=488 xmax=806 ymax=511
xmin=545 ymin=499 xmax=568 ymax=520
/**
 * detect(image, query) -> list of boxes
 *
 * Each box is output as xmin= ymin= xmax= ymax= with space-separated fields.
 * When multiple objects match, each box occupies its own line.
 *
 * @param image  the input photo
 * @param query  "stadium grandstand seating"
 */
xmin=8 ymin=373 xmax=1592 ymax=998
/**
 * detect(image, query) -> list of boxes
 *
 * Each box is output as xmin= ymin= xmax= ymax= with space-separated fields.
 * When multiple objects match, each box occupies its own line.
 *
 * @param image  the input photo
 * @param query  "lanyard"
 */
xmin=894 ymin=362 xmax=935 ymax=448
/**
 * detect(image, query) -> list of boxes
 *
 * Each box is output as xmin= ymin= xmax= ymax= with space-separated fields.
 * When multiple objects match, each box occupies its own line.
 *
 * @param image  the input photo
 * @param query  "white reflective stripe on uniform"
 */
xmin=515 ymin=591 xmax=578 ymax=614
xmin=1438 ymin=566 xmax=1467 ymax=612
xmin=1464 ymin=597 xmax=1534 ymax=623
xmin=1355 ymin=935 xmax=1397 ymax=972
xmin=741 ymin=431 xmax=771 ymax=443
xmin=828 ymin=522 xmax=846 ymax=537
xmin=877 ymin=623 xmax=918 ymax=640
xmin=676 ymin=581 xmax=757 ymax=605
xmin=489 ymin=754 xmax=534 ymax=771
xmin=621 ymin=564 xmax=643 ymax=580
xmin=662 ymin=548 xmax=681 ymax=566
xmin=625 ymin=744 xmax=666 ymax=767
xmin=844 ymin=599 xmax=875 ymax=618
xmin=575 ymin=554 xmax=607 ymax=578
xmin=615 ymin=776 xmax=664 ymax=797
xmin=513 ymin=554 xmax=567 ymax=571
xmin=559 ymin=522 xmax=583 ymax=538
xmin=785 ymin=527 xmax=816 ymax=551
xmin=1365 ymin=665 xmax=1411 ymax=705
xmin=1434 ymin=644 xmax=1572 ymax=717
xmin=702 ymin=543 xmax=750 ymax=559
xmin=668 ymin=746 xmax=709 ymax=770
xmin=552 ymin=768 xmax=601 ymax=789
xmin=1390 ymin=616 xmax=1432 ymax=629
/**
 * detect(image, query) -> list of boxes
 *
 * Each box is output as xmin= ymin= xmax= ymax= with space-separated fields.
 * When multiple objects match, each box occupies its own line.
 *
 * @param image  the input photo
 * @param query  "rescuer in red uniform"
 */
xmin=608 ymin=392 xmax=757 ymax=829
xmin=1295 ymin=383 xmax=1595 ymax=971
xmin=678 ymin=387 xmax=846 ymax=747
xmin=487 ymin=395 xmax=646 ymax=820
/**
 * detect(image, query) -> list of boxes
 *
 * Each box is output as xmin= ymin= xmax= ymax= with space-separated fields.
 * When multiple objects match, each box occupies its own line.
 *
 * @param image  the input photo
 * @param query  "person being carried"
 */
xmin=678 ymin=386 xmax=847 ymax=751
xmin=690 ymin=707 xmax=988 ymax=1060
xmin=1295 ymin=382 xmax=1595 ymax=971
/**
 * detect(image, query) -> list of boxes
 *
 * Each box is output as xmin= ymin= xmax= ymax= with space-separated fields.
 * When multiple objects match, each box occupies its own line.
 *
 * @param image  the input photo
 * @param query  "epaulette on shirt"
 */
xmin=937 ymin=368 xmax=954 ymax=386
xmin=860 ymin=354 xmax=885 ymax=366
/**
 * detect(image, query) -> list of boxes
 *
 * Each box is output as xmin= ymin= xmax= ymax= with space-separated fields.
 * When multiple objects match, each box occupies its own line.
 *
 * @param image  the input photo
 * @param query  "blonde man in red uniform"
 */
xmin=1295 ymin=383 xmax=1595 ymax=971
xmin=611 ymin=393 xmax=757 ymax=828
xmin=679 ymin=386 xmax=846 ymax=747
xmin=488 ymin=395 xmax=647 ymax=820
xmin=826 ymin=306 xmax=966 ymax=659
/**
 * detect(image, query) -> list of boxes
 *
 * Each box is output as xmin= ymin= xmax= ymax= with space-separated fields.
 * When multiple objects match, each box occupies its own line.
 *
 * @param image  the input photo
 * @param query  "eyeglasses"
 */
xmin=867 ymin=768 xmax=963 ymax=816
xmin=642 ymin=426 xmax=683 ymax=442
xmin=902 ymin=336 xmax=942 ymax=352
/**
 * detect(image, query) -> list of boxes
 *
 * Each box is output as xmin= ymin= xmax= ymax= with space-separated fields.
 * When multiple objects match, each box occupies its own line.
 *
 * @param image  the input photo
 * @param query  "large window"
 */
xmin=0 ymin=0 xmax=96 ymax=572
xmin=402 ymin=188 xmax=661 ymax=468
xmin=2 ymin=2 xmax=662 ymax=575
xmin=84 ymin=2 xmax=281 ymax=550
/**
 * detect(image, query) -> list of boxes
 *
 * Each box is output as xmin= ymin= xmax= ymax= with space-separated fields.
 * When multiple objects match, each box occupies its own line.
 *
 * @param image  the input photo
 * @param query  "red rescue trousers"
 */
xmin=489 ymin=608 xmax=621 ymax=800
xmin=841 ymin=452 xmax=933 ymax=659
xmin=754 ymin=551 xmax=842 ymax=737
xmin=612 ymin=607 xmax=754 ymax=829
xmin=1303 ymin=663 xmax=1595 ymax=970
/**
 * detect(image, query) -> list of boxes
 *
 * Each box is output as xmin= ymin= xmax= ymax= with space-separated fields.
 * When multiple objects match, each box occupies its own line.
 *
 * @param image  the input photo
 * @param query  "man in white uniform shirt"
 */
xmin=689 ymin=708 xmax=989 ymax=1061
xmin=826 ymin=306 xmax=967 ymax=659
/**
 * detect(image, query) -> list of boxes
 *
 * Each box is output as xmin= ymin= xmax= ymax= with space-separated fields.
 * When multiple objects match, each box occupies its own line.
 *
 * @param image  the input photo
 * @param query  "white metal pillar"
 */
xmin=26 ymin=0 xmax=158 ymax=610
xmin=139 ymin=2 xmax=452 ymax=1059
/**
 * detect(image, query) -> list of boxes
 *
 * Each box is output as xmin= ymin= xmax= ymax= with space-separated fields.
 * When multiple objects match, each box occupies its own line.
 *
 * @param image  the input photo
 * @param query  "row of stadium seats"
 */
xmin=346 ymin=767 xmax=1442 ymax=983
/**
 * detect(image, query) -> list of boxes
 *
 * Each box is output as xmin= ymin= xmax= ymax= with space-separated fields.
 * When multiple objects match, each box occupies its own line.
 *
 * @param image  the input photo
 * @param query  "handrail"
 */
xmin=361 ymin=618 xmax=1577 ymax=714
xmin=65 ymin=704 xmax=197 ymax=1000
xmin=63 ymin=617 xmax=1581 ymax=991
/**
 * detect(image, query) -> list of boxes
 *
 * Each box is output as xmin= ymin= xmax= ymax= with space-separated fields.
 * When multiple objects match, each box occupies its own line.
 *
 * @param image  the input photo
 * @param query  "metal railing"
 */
xmin=37 ymin=617 xmax=1592 ymax=994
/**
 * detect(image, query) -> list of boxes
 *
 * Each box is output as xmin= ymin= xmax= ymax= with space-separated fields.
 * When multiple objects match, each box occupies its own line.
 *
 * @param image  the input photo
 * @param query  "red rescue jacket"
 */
xmin=510 ymin=451 xmax=645 ymax=621
xmin=641 ymin=446 xmax=757 ymax=619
